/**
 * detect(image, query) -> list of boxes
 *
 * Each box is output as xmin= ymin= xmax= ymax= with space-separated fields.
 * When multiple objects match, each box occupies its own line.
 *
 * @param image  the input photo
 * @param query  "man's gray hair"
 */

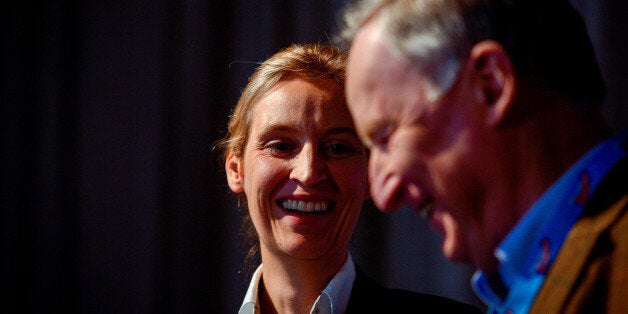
xmin=336 ymin=0 xmax=606 ymax=106
xmin=337 ymin=0 xmax=475 ymax=100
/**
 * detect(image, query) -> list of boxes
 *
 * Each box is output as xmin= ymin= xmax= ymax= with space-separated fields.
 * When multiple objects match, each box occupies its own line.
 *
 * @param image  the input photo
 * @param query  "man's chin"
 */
xmin=441 ymin=241 xmax=472 ymax=264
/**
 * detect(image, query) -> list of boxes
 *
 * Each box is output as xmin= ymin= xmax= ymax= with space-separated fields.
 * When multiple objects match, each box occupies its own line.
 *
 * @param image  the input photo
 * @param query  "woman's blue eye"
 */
xmin=271 ymin=142 xmax=293 ymax=152
xmin=326 ymin=143 xmax=357 ymax=158
xmin=329 ymin=143 xmax=350 ymax=152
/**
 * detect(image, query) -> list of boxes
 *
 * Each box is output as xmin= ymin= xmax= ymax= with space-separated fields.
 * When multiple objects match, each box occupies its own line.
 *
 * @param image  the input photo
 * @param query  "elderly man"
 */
xmin=338 ymin=0 xmax=628 ymax=313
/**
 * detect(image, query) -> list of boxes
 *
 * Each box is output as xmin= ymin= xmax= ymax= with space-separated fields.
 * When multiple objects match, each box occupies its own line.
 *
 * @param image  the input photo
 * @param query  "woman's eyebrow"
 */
xmin=324 ymin=127 xmax=359 ymax=138
xmin=257 ymin=123 xmax=298 ymax=135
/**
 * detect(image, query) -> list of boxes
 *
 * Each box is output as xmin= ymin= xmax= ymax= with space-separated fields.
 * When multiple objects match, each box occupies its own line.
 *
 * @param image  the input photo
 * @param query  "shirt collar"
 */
xmin=238 ymin=264 xmax=263 ymax=314
xmin=238 ymin=253 xmax=356 ymax=314
xmin=472 ymin=131 xmax=628 ymax=313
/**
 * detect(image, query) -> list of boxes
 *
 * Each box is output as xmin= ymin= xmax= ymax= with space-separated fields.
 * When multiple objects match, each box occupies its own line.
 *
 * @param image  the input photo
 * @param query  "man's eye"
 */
xmin=372 ymin=124 xmax=393 ymax=146
xmin=365 ymin=124 xmax=395 ymax=147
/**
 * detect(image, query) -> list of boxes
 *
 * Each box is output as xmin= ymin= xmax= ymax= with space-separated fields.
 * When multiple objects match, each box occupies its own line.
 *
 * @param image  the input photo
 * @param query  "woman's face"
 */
xmin=226 ymin=77 xmax=369 ymax=262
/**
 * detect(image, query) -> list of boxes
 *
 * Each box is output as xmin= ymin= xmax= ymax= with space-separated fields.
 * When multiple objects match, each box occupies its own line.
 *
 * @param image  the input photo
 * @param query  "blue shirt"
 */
xmin=239 ymin=253 xmax=356 ymax=314
xmin=472 ymin=131 xmax=628 ymax=314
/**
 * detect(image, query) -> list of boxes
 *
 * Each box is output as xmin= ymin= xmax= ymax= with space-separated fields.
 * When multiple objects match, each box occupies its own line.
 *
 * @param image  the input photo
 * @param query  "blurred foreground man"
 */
xmin=339 ymin=0 xmax=628 ymax=313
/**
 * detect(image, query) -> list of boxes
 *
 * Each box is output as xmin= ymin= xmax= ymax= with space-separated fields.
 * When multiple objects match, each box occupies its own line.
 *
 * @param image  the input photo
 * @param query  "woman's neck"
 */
xmin=257 ymin=250 xmax=348 ymax=314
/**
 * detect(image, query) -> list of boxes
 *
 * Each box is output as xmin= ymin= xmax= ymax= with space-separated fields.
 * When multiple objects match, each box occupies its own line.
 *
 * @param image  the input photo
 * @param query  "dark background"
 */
xmin=2 ymin=0 xmax=626 ymax=312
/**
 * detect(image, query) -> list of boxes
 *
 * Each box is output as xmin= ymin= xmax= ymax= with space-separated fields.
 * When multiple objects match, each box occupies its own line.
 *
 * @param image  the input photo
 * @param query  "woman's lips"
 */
xmin=277 ymin=198 xmax=334 ymax=215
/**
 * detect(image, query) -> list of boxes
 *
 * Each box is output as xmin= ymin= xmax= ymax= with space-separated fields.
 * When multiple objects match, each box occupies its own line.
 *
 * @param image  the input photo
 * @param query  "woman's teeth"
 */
xmin=281 ymin=199 xmax=329 ymax=213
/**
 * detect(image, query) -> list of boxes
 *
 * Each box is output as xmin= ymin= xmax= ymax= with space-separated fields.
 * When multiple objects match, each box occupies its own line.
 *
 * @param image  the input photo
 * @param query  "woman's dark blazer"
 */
xmin=346 ymin=265 xmax=483 ymax=313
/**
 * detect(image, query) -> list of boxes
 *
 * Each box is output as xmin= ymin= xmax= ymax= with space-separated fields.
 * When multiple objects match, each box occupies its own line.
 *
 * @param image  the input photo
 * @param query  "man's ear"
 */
xmin=225 ymin=149 xmax=244 ymax=193
xmin=470 ymin=40 xmax=516 ymax=127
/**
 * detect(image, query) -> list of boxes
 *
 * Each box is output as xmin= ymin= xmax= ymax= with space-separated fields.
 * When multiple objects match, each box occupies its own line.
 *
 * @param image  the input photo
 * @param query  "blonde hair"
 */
xmin=219 ymin=43 xmax=347 ymax=163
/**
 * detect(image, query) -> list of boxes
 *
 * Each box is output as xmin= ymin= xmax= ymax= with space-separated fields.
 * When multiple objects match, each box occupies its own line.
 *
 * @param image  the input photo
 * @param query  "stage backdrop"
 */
xmin=2 ymin=0 xmax=626 ymax=312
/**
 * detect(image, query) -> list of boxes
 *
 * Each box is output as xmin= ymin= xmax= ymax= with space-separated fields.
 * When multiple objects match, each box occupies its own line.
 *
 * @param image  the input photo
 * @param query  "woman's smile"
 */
xmin=278 ymin=198 xmax=333 ymax=214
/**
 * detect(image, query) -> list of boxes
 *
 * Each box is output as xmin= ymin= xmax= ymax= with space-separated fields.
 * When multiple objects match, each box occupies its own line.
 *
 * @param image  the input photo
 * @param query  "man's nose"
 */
xmin=369 ymin=149 xmax=405 ymax=212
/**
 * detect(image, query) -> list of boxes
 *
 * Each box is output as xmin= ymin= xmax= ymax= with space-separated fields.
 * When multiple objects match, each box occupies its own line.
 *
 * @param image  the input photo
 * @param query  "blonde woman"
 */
xmin=217 ymin=43 xmax=481 ymax=314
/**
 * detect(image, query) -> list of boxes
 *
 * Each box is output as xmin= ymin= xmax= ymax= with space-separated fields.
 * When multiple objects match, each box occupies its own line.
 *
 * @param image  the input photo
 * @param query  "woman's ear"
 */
xmin=470 ymin=40 xmax=516 ymax=127
xmin=225 ymin=149 xmax=244 ymax=193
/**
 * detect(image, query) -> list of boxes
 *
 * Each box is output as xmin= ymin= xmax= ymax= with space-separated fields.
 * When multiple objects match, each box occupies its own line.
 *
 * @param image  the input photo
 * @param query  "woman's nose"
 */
xmin=290 ymin=145 xmax=327 ymax=185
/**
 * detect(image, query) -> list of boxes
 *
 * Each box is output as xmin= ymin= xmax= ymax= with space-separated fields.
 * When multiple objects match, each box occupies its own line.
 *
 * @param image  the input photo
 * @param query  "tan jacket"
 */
xmin=531 ymin=158 xmax=628 ymax=313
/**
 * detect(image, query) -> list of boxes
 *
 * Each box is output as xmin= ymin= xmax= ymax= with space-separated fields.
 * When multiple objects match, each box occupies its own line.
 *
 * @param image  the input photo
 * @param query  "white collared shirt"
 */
xmin=238 ymin=253 xmax=356 ymax=314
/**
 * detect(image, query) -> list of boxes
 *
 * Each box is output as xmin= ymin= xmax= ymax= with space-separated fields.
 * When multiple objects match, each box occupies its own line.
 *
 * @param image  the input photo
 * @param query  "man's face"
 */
xmin=345 ymin=19 xmax=483 ymax=264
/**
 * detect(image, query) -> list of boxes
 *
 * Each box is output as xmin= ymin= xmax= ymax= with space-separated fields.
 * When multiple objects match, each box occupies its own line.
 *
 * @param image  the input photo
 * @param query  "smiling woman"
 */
xmin=214 ymin=43 xmax=482 ymax=314
xmin=229 ymin=76 xmax=366 ymax=266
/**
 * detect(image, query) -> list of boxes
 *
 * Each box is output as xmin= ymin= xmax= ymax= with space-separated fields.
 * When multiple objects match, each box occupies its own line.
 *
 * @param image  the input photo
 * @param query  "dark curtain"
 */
xmin=2 ymin=0 xmax=625 ymax=313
